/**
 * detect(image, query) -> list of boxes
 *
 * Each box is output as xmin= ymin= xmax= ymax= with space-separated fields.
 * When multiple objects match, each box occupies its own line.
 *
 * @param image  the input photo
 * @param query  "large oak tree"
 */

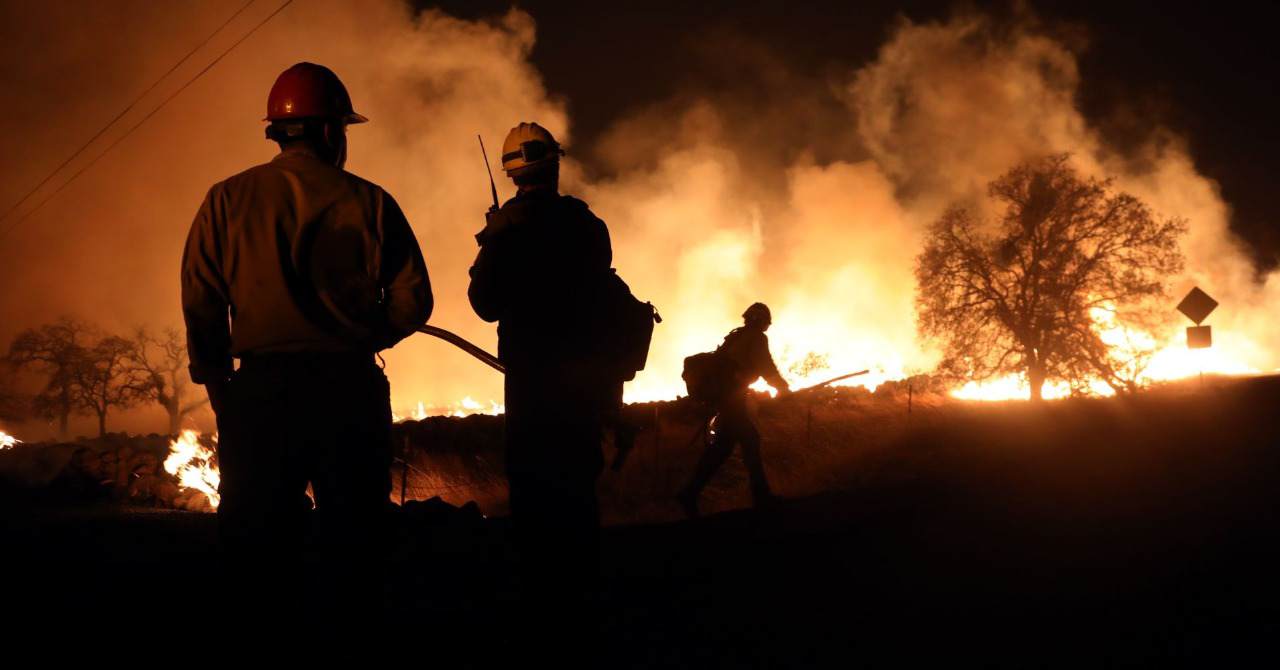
xmin=67 ymin=335 xmax=145 ymax=438
xmin=916 ymin=155 xmax=1186 ymax=400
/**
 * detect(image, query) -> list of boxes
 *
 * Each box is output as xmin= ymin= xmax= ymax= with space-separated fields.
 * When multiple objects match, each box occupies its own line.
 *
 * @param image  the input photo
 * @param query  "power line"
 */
xmin=0 ymin=0 xmax=257 ymax=227
xmin=0 ymin=0 xmax=295 ymax=244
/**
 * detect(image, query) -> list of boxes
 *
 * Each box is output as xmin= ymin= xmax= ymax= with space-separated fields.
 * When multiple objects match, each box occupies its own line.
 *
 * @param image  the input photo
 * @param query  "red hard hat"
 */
xmin=264 ymin=62 xmax=368 ymax=124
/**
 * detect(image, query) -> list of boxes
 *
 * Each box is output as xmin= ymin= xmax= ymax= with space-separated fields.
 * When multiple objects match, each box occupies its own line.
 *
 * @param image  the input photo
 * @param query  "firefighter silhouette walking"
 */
xmin=468 ymin=122 xmax=657 ymax=614
xmin=678 ymin=303 xmax=790 ymax=517
xmin=181 ymin=63 xmax=432 ymax=621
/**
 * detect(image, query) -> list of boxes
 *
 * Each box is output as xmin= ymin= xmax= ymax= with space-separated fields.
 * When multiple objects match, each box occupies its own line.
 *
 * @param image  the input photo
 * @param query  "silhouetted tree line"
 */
xmin=5 ymin=319 xmax=205 ymax=438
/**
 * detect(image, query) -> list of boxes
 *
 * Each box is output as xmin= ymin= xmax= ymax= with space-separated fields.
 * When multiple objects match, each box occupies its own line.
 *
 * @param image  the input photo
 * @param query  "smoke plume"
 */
xmin=0 ymin=1 xmax=1274 ymax=436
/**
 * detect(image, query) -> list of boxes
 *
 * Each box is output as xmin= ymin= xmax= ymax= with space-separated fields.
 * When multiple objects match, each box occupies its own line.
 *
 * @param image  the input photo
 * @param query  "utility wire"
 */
xmin=0 ymin=0 xmax=295 ymax=243
xmin=0 ymin=0 xmax=257 ymax=227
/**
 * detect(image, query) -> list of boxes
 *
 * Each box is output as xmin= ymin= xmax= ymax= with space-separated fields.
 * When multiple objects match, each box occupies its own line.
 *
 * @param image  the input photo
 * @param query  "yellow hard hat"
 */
xmin=501 ymin=122 xmax=564 ymax=173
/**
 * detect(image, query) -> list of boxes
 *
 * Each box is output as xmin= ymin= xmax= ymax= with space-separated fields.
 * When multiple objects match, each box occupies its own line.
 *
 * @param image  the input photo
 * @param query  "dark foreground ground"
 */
xmin=3 ymin=377 xmax=1278 ymax=666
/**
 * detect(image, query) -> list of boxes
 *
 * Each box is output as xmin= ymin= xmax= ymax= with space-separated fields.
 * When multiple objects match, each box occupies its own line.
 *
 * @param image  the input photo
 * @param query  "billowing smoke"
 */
xmin=594 ymin=10 xmax=1280 ymax=399
xmin=1 ymin=2 xmax=1274 ymax=436
xmin=1 ymin=1 xmax=564 ymax=432
xmin=846 ymin=13 xmax=1280 ymax=378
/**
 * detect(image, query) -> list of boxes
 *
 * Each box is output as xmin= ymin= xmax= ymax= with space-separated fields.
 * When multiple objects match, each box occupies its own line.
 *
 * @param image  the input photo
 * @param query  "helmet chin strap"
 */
xmin=325 ymin=122 xmax=347 ymax=169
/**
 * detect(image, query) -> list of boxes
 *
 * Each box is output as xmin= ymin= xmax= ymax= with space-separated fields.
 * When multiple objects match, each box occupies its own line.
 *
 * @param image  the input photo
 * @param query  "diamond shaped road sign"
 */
xmin=1177 ymin=287 xmax=1218 ymax=325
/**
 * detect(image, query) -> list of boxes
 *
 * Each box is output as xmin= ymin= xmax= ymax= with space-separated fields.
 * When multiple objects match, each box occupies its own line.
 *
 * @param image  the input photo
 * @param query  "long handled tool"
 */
xmin=671 ymin=369 xmax=872 ymax=459
xmin=794 ymin=369 xmax=871 ymax=393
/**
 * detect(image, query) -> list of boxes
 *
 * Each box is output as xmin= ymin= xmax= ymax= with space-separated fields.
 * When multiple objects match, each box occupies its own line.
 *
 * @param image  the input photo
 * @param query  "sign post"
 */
xmin=1176 ymin=287 xmax=1218 ymax=386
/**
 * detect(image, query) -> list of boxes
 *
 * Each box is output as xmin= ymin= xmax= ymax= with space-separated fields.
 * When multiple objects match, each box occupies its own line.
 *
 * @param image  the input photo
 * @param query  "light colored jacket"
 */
xmin=181 ymin=148 xmax=432 ymax=384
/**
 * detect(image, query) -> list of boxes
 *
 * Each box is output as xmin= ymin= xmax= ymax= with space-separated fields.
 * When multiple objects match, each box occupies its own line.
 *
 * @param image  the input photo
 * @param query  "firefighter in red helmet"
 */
xmin=264 ymin=62 xmax=370 ymax=125
xmin=181 ymin=62 xmax=432 ymax=621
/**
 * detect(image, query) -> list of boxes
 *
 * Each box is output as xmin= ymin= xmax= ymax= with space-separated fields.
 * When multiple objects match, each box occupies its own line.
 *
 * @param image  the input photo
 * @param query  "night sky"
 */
xmin=431 ymin=0 xmax=1280 ymax=270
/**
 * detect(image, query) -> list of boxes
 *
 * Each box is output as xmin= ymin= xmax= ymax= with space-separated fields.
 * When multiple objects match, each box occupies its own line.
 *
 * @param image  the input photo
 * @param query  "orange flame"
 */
xmin=950 ymin=305 xmax=1263 ymax=401
xmin=394 ymin=397 xmax=504 ymax=422
xmin=0 ymin=430 xmax=19 ymax=450
xmin=164 ymin=429 xmax=221 ymax=509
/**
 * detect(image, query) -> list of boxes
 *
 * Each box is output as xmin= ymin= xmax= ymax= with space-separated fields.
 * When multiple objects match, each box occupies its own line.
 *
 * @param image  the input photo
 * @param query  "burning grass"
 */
xmin=389 ymin=373 xmax=1267 ymax=525
xmin=163 ymin=430 xmax=220 ymax=509
xmin=1 ymin=373 xmax=1266 ymax=524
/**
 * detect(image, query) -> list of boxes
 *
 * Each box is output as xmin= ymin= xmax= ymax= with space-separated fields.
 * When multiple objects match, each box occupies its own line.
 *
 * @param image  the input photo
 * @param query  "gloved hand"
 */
xmin=475 ymin=207 xmax=510 ymax=246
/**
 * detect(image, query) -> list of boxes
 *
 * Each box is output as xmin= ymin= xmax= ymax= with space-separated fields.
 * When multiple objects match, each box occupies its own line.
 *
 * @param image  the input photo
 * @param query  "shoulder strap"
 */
xmin=716 ymin=327 xmax=744 ymax=353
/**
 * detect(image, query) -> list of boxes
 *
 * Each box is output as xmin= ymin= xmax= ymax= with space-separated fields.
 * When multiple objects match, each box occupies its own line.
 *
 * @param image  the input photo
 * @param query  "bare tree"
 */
xmin=125 ymin=327 xmax=208 ymax=434
xmin=7 ymin=318 xmax=96 ymax=437
xmin=915 ymin=155 xmax=1186 ymax=400
xmin=67 ymin=335 xmax=147 ymax=438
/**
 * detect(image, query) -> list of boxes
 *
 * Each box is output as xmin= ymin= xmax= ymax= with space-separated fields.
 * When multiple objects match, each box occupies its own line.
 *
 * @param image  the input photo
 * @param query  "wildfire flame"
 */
xmin=393 ymin=396 xmax=504 ymax=422
xmin=0 ymin=431 xmax=19 ymax=450
xmin=164 ymin=429 xmax=221 ymax=509
xmin=156 ymin=398 xmax=500 ymax=510
xmin=949 ymin=305 xmax=1263 ymax=401
xmin=666 ymin=295 xmax=1269 ymax=405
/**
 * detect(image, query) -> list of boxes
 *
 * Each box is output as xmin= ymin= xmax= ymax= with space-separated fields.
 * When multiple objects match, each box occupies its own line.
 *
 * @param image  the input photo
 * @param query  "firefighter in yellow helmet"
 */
xmin=500 ymin=122 xmax=565 ymax=174
xmin=468 ymin=122 xmax=614 ymax=610
xmin=181 ymin=62 xmax=432 ymax=621
xmin=678 ymin=303 xmax=790 ymax=517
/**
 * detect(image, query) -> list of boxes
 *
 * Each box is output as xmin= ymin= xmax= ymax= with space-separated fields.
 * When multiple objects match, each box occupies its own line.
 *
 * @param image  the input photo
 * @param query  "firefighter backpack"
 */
xmin=597 ymin=269 xmax=661 ymax=382
xmin=683 ymin=327 xmax=760 ymax=403
xmin=682 ymin=350 xmax=733 ymax=404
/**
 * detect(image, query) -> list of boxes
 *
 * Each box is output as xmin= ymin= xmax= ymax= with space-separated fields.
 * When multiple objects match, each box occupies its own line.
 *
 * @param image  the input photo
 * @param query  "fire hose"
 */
xmin=396 ymin=325 xmax=502 ymax=493
xmin=418 ymin=321 xmax=869 ymax=392
xmin=413 ymin=324 xmax=872 ymax=472
xmin=413 ymin=324 xmax=869 ymax=401
xmin=416 ymin=325 xmax=505 ymax=374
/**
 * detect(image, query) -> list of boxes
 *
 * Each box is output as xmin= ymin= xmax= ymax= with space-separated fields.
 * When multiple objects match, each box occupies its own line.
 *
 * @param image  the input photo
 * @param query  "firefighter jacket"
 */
xmin=719 ymin=326 xmax=789 ymax=393
xmin=467 ymin=188 xmax=611 ymax=375
xmin=181 ymin=147 xmax=432 ymax=384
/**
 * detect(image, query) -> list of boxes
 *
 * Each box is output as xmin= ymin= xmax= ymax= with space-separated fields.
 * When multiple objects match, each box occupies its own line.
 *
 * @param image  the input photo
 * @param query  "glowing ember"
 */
xmin=0 ymin=431 xmax=20 ymax=450
xmin=164 ymin=429 xmax=221 ymax=509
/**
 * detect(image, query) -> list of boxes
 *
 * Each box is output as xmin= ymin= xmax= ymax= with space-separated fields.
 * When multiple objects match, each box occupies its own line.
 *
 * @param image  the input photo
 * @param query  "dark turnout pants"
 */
xmin=686 ymin=394 xmax=773 ymax=504
xmin=503 ymin=369 xmax=606 ymax=604
xmin=215 ymin=352 xmax=392 ymax=622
